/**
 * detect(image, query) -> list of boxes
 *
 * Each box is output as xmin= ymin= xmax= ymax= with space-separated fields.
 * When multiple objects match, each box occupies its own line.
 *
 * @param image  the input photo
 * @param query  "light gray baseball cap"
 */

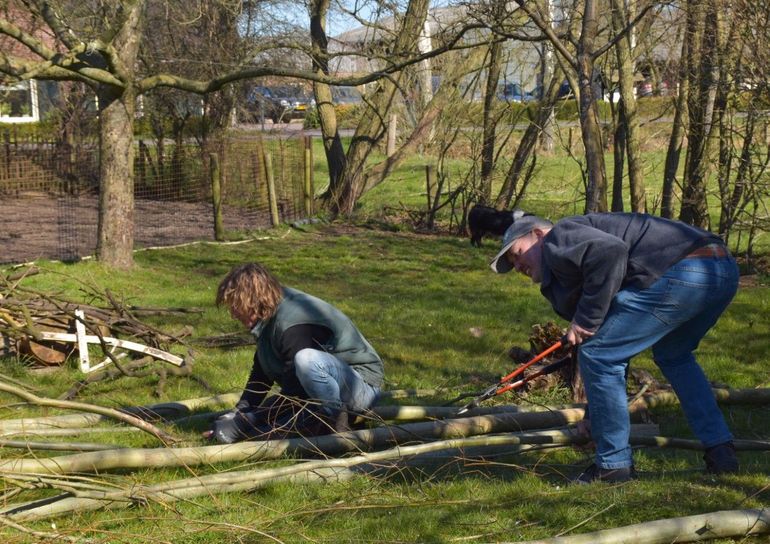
xmin=490 ymin=211 xmax=553 ymax=273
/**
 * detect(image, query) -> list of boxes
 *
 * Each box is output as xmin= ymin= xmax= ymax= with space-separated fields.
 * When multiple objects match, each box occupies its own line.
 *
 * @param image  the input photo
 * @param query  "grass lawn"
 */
xmin=1 ymin=220 xmax=768 ymax=543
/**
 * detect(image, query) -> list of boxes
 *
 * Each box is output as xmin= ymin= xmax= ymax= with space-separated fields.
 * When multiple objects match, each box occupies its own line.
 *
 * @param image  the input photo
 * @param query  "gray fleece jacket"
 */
xmin=539 ymin=212 xmax=724 ymax=331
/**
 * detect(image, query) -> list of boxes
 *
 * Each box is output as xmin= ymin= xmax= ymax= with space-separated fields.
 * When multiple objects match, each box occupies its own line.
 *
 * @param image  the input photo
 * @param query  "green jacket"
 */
xmin=251 ymin=287 xmax=384 ymax=388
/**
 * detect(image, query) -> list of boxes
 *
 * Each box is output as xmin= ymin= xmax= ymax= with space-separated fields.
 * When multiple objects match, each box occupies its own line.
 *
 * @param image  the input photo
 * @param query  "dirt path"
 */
xmin=0 ymin=194 xmax=271 ymax=265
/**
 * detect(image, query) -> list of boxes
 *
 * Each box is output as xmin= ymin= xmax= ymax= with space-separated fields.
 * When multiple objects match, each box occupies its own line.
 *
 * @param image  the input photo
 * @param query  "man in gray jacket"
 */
xmin=210 ymin=262 xmax=384 ymax=443
xmin=490 ymin=211 xmax=739 ymax=483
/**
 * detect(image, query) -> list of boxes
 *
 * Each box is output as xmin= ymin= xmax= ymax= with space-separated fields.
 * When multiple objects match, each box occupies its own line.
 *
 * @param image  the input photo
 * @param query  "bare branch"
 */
xmin=135 ymin=21 xmax=487 ymax=94
xmin=0 ymin=381 xmax=178 ymax=445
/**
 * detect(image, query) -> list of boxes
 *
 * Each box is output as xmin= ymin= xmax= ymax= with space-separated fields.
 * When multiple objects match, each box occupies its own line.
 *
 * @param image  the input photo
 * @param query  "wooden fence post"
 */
xmin=303 ymin=136 xmax=313 ymax=216
xmin=264 ymin=151 xmax=280 ymax=227
xmin=387 ymin=113 xmax=397 ymax=157
xmin=425 ymin=164 xmax=435 ymax=229
xmin=209 ymin=153 xmax=225 ymax=241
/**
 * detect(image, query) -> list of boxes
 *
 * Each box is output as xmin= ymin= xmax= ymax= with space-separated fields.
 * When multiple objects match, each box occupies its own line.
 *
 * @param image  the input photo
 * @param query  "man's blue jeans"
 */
xmin=579 ymin=254 xmax=739 ymax=469
xmin=294 ymin=348 xmax=380 ymax=416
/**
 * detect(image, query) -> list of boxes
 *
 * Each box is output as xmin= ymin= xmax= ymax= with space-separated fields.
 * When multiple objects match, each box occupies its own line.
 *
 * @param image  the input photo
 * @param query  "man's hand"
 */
xmin=566 ymin=322 xmax=594 ymax=346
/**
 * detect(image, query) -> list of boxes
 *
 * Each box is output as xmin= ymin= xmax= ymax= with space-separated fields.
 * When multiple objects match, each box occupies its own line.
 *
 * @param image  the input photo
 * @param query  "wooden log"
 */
xmin=264 ymin=152 xmax=280 ymax=226
xmin=0 ymin=395 xmax=575 ymax=431
xmin=649 ymin=388 xmax=770 ymax=406
xmin=2 ymin=425 xmax=721 ymax=525
xmin=0 ymin=431 xmax=591 ymax=522
xmin=1 ymin=385 xmax=766 ymax=435
xmin=512 ymin=508 xmax=770 ymax=544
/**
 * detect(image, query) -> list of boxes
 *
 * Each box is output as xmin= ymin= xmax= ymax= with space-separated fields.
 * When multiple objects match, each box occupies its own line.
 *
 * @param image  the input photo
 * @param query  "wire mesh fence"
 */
xmin=0 ymin=128 xmax=312 ymax=265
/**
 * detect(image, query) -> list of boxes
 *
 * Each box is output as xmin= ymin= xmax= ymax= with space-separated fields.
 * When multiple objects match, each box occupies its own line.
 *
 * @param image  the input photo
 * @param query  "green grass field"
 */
xmin=1 ymin=220 xmax=768 ymax=543
xmin=1 ymin=124 xmax=769 ymax=542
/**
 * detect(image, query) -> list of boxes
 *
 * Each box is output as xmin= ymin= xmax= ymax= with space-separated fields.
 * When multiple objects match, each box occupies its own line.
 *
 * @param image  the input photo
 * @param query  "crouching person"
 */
xmin=210 ymin=263 xmax=384 ymax=443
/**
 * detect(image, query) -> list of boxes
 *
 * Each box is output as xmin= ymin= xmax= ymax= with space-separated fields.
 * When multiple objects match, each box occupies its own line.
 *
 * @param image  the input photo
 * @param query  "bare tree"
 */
xmin=0 ymin=0 xmax=473 ymax=266
xmin=679 ymin=0 xmax=719 ymax=228
xmin=609 ymin=0 xmax=645 ymax=212
xmin=662 ymin=20 xmax=690 ymax=219
xmin=512 ymin=0 xmax=610 ymax=212
xmin=479 ymin=39 xmax=503 ymax=203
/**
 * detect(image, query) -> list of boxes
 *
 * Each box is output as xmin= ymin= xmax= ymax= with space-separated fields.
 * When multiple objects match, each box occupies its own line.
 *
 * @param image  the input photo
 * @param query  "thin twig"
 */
xmin=0 ymin=515 xmax=90 ymax=543
xmin=554 ymin=503 xmax=616 ymax=537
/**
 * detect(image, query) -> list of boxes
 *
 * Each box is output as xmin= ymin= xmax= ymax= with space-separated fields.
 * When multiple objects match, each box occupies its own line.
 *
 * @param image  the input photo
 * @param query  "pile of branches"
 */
xmin=0 ymin=266 xmax=199 ymax=398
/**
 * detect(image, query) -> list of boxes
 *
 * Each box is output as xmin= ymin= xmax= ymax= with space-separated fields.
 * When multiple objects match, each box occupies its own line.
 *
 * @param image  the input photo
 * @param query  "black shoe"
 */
xmin=575 ymin=463 xmax=637 ymax=484
xmin=704 ymin=442 xmax=739 ymax=474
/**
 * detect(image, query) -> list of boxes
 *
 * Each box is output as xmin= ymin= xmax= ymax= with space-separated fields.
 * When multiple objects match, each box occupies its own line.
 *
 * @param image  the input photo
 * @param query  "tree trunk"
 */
xmin=495 ymin=72 xmax=563 ymax=209
xmin=577 ymin=0 xmax=608 ymax=213
xmin=310 ymin=0 xmax=347 ymax=195
xmin=94 ymin=1 xmax=144 ymax=268
xmin=712 ymin=5 xmax=742 ymax=238
xmin=680 ymin=0 xmax=718 ymax=228
xmin=322 ymin=0 xmax=431 ymax=215
xmin=720 ymin=107 xmax=755 ymax=239
xmin=610 ymin=0 xmax=645 ymax=213
xmin=358 ymin=48 xmax=498 ymax=195
xmin=611 ymin=101 xmax=626 ymax=212
xmin=537 ymin=0 xmax=558 ymax=153
xmin=96 ymin=89 xmax=136 ymax=269
xmin=480 ymin=41 xmax=503 ymax=203
xmin=662 ymin=31 xmax=691 ymax=219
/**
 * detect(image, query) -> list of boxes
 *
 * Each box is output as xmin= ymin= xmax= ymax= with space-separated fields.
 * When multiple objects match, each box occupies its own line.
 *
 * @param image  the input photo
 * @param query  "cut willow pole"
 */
xmin=1 ymin=467 xmax=356 ymax=522
xmin=1 ymin=429 xmax=593 ymax=522
xmin=3 ymin=387 xmax=765 ymax=433
xmin=0 ymin=397 xmax=562 ymax=432
xmin=511 ymin=508 xmax=770 ymax=544
xmin=0 ymin=382 xmax=177 ymax=444
xmin=0 ymin=393 xmax=241 ymax=431
xmin=4 ymin=429 xmax=770 ymax=523
xmin=0 ymin=409 xmax=588 ymax=474
xmin=0 ymin=439 xmax=115 ymax=452
xmin=636 ymin=387 xmax=770 ymax=408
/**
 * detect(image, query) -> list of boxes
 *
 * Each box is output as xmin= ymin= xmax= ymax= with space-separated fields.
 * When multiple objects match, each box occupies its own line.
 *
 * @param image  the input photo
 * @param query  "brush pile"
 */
xmin=0 ymin=266 xmax=196 ymax=398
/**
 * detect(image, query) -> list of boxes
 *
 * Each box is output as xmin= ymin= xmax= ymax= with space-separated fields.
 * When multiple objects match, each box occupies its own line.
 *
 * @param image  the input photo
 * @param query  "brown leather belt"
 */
xmin=686 ymin=243 xmax=729 ymax=259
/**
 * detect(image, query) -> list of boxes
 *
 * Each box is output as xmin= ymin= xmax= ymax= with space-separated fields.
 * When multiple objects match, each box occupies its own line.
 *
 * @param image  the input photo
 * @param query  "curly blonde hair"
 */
xmin=216 ymin=263 xmax=284 ymax=323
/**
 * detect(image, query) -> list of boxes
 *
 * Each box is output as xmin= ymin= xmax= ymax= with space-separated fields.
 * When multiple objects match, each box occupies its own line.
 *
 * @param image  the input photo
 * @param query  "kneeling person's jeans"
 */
xmin=578 ymin=254 xmax=739 ymax=470
xmin=293 ymin=348 xmax=380 ymax=417
xmin=213 ymin=349 xmax=380 ymax=443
